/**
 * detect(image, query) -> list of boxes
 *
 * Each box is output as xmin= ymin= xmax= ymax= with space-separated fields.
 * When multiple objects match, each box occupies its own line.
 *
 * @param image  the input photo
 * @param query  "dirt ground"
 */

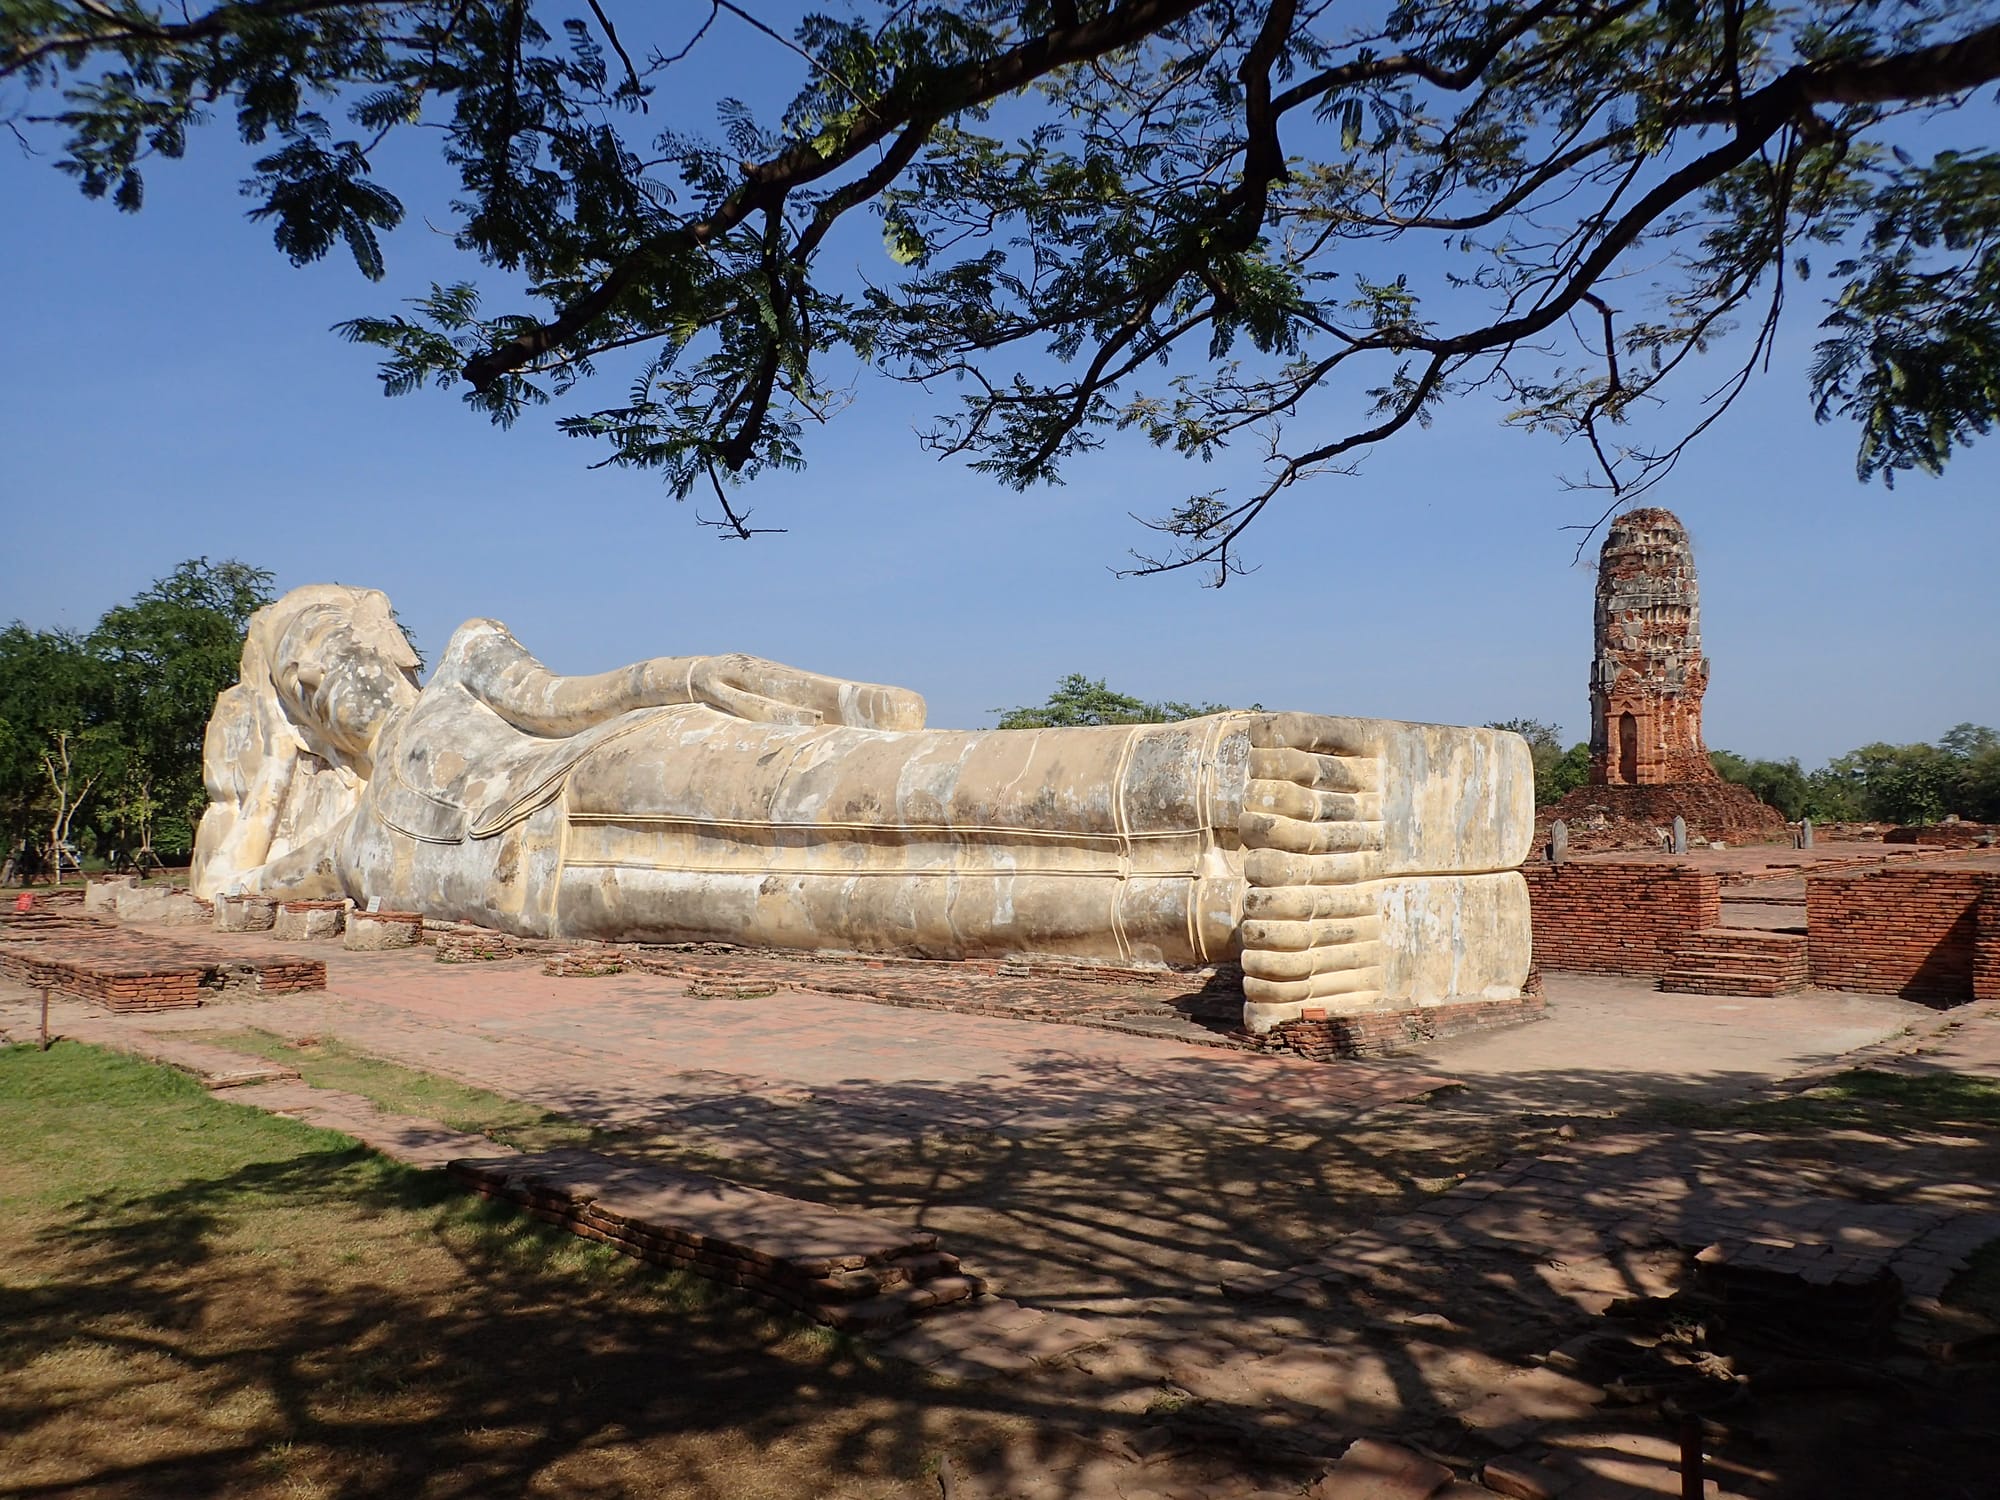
xmin=9 ymin=973 xmax=2000 ymax=1498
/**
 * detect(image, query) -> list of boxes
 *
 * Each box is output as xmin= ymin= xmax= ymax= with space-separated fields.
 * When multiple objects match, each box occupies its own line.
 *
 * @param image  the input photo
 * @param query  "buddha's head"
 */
xmin=250 ymin=584 xmax=423 ymax=776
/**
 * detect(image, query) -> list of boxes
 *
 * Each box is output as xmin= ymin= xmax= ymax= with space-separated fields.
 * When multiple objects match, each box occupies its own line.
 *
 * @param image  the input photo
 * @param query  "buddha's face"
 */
xmin=265 ymin=589 xmax=422 ymax=774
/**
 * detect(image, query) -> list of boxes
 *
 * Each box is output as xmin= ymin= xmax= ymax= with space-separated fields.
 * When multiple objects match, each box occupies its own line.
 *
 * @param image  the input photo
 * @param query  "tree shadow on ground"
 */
xmin=2 ymin=1137 xmax=1056 ymax=1499
xmin=496 ymin=1049 xmax=2000 ymax=1499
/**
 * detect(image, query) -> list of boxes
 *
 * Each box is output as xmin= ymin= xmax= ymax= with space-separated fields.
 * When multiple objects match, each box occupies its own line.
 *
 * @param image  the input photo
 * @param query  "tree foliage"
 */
xmin=9 ymin=2 xmax=2000 ymax=576
xmin=1709 ymin=724 xmax=2000 ymax=823
xmin=994 ymin=671 xmax=1240 ymax=727
xmin=0 ymin=559 xmax=275 ymax=871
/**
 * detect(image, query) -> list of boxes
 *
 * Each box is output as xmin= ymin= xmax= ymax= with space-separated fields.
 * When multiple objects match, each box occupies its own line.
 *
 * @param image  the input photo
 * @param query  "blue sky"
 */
xmin=2 ymin=10 xmax=1995 ymax=766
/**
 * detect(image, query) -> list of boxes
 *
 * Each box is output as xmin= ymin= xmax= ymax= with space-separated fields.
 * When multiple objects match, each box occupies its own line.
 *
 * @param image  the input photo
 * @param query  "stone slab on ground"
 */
xmin=874 ymin=1295 xmax=1108 ymax=1381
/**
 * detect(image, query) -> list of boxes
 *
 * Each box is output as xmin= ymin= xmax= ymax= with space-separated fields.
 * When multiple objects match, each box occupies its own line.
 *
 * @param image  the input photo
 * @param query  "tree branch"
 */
xmin=2 ymin=0 xmax=408 ymax=79
xmin=460 ymin=0 xmax=1207 ymax=391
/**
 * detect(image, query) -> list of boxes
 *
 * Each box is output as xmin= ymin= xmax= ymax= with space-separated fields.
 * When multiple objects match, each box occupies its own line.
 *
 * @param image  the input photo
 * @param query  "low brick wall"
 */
xmin=1521 ymin=861 xmax=1722 ymax=977
xmin=1979 ymin=894 xmax=2000 ymax=1003
xmin=0 ymin=918 xmax=326 ymax=1010
xmin=1806 ymin=866 xmax=2000 ymax=1002
xmin=1256 ymin=994 xmax=1546 ymax=1060
xmin=545 ymin=949 xmax=626 ymax=977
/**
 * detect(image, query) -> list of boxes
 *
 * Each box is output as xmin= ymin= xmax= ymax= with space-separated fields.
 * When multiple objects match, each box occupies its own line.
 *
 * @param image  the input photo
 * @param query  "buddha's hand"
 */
xmin=688 ymin=654 xmax=927 ymax=731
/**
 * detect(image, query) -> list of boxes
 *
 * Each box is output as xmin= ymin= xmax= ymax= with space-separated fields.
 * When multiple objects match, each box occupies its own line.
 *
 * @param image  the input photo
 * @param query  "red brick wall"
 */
xmin=1522 ymin=862 xmax=1721 ymax=976
xmin=1978 ymin=891 xmax=2000 ymax=1003
xmin=1809 ymin=867 xmax=2000 ymax=1001
xmin=1258 ymin=994 xmax=1546 ymax=1060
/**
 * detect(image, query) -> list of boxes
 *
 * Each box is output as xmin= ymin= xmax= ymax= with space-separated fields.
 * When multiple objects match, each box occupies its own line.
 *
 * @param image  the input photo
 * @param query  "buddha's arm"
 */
xmin=448 ymin=623 xmax=926 ymax=734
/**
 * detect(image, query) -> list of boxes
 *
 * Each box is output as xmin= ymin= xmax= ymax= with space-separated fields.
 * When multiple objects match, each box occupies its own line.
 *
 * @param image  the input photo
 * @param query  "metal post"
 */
xmin=1679 ymin=1414 xmax=1703 ymax=1500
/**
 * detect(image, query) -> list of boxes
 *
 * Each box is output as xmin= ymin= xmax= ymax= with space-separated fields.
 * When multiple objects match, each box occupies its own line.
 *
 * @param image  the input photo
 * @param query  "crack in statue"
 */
xmin=193 ymin=585 xmax=1534 ymax=1033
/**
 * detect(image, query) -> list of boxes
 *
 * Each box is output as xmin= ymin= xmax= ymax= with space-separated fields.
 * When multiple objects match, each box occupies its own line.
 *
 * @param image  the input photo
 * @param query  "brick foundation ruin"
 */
xmin=1541 ymin=780 xmax=1787 ymax=852
xmin=1517 ymin=847 xmax=2000 ymax=1005
xmin=0 ymin=908 xmax=325 ymax=1011
xmin=1884 ymin=822 xmax=2000 ymax=849
xmin=1251 ymin=993 xmax=1548 ymax=1060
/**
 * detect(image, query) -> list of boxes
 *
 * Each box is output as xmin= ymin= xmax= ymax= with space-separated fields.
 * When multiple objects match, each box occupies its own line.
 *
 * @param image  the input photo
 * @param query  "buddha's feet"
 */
xmin=1238 ymin=714 xmax=1389 ymax=1027
xmin=1236 ymin=713 xmax=1535 ymax=1033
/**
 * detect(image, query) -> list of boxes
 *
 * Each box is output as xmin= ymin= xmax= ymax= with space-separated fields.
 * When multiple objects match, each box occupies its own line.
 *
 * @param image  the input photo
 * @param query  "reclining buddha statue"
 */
xmin=192 ymin=585 xmax=1533 ymax=1032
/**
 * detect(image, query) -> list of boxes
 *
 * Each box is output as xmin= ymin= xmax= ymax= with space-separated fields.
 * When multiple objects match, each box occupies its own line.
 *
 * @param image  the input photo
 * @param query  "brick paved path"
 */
xmin=1237 ymin=1127 xmax=2000 ymax=1311
xmin=1238 ymin=1000 xmax=2000 ymax=1353
xmin=9 ymin=934 xmax=1456 ymax=1168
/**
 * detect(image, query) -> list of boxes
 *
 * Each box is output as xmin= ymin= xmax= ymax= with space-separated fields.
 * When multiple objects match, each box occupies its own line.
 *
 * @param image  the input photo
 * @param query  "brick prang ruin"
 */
xmin=1588 ymin=507 xmax=1719 ymax=787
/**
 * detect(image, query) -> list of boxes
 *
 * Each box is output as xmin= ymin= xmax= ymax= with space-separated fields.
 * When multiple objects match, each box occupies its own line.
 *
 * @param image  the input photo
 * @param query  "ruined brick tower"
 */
xmin=1540 ymin=505 xmax=1786 ymax=849
xmin=1587 ymin=508 xmax=1720 ymax=787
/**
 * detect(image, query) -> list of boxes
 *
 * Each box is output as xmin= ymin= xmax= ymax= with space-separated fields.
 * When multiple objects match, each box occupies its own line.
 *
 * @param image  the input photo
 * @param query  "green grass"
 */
xmin=0 ymin=1040 xmax=649 ymax=1286
xmin=1643 ymin=1068 xmax=2000 ymax=1133
xmin=0 ymin=1041 xmax=946 ymax=1499
xmin=200 ymin=1028 xmax=604 ymax=1152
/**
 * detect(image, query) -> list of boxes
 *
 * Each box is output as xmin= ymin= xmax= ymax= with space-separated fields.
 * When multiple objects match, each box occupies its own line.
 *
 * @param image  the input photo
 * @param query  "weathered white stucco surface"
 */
xmin=194 ymin=587 xmax=1533 ymax=1031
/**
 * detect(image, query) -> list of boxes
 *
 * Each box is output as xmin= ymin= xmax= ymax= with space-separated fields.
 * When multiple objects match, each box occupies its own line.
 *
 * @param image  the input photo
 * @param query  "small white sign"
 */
xmin=366 ymin=896 xmax=383 ymax=913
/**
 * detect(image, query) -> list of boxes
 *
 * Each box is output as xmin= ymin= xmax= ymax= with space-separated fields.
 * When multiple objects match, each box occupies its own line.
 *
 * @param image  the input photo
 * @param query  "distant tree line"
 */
xmin=1 ymin=560 xmax=274 ymax=879
xmin=1491 ymin=718 xmax=2000 ymax=824
xmin=993 ymin=674 xmax=1251 ymax=729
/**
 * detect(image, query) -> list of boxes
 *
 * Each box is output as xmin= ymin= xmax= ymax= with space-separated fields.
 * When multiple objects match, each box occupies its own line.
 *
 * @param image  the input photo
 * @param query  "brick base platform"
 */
xmin=1540 ymin=780 xmax=1787 ymax=852
xmin=619 ymin=943 xmax=1257 ymax=1050
xmin=0 ymin=910 xmax=325 ymax=1011
xmin=1250 ymin=993 xmax=1547 ymax=1060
